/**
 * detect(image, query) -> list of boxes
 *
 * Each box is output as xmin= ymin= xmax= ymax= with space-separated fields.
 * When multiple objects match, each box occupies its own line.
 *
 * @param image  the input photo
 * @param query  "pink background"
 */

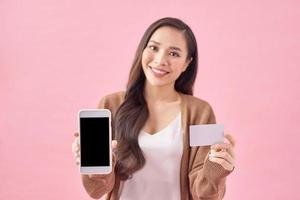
xmin=1 ymin=0 xmax=299 ymax=199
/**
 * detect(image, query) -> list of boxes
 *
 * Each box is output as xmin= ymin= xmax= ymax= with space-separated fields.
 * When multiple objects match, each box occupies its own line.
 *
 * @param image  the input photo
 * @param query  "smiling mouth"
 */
xmin=149 ymin=66 xmax=169 ymax=75
xmin=148 ymin=66 xmax=169 ymax=78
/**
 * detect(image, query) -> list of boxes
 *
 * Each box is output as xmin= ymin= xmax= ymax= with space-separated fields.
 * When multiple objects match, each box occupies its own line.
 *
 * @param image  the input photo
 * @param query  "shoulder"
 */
xmin=97 ymin=91 xmax=125 ymax=110
xmin=182 ymin=93 xmax=213 ymax=111
xmin=101 ymin=91 xmax=125 ymax=103
xmin=180 ymin=93 xmax=216 ymax=124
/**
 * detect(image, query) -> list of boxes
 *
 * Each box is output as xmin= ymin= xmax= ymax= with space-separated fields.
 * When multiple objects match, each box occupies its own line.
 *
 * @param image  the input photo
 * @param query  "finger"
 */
xmin=210 ymin=151 xmax=234 ymax=165
xmin=209 ymin=156 xmax=234 ymax=171
xmin=74 ymin=146 xmax=79 ymax=153
xmin=75 ymin=136 xmax=80 ymax=144
xmin=211 ymin=140 xmax=235 ymax=158
xmin=74 ymin=150 xmax=80 ymax=157
xmin=75 ymin=137 xmax=80 ymax=150
xmin=72 ymin=140 xmax=80 ymax=153
xmin=225 ymin=134 xmax=236 ymax=148
xmin=76 ymin=157 xmax=80 ymax=165
xmin=211 ymin=143 xmax=230 ymax=151
xmin=112 ymin=140 xmax=118 ymax=150
xmin=211 ymin=144 xmax=235 ymax=159
xmin=71 ymin=141 xmax=77 ymax=153
xmin=224 ymin=134 xmax=236 ymax=158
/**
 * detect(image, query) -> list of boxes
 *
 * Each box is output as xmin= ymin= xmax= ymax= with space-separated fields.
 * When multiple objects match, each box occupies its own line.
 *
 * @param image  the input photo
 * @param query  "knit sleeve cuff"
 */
xmin=203 ymin=159 xmax=233 ymax=182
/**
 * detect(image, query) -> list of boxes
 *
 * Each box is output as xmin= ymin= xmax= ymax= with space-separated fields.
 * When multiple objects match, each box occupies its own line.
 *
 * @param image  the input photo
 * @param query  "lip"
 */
xmin=151 ymin=66 xmax=169 ymax=73
xmin=149 ymin=66 xmax=169 ymax=78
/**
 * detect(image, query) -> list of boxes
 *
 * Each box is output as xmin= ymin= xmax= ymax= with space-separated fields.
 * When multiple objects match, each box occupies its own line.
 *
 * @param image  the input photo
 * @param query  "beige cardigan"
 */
xmin=81 ymin=91 xmax=232 ymax=200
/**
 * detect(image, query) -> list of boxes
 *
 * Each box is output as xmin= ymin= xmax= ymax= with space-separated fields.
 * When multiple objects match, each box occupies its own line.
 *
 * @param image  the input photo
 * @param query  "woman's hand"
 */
xmin=72 ymin=132 xmax=81 ymax=165
xmin=208 ymin=134 xmax=236 ymax=171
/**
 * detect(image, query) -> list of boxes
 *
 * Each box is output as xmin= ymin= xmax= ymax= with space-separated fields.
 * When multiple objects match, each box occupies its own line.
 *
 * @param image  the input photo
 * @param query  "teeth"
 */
xmin=150 ymin=67 xmax=168 ymax=74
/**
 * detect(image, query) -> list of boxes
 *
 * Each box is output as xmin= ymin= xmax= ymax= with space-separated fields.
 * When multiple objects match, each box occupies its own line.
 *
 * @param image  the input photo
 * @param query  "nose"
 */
xmin=154 ymin=52 xmax=168 ymax=66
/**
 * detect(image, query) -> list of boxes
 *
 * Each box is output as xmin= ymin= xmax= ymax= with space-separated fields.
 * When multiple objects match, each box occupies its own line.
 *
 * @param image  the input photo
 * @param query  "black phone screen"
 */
xmin=80 ymin=117 xmax=110 ymax=166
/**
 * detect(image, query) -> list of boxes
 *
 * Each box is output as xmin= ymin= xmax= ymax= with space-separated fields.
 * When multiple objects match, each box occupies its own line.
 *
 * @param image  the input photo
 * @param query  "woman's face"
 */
xmin=142 ymin=26 xmax=192 ymax=88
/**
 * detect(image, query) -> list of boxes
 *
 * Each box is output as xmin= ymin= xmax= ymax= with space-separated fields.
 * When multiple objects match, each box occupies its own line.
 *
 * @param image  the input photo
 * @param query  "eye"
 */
xmin=169 ymin=51 xmax=180 ymax=57
xmin=148 ymin=45 xmax=157 ymax=51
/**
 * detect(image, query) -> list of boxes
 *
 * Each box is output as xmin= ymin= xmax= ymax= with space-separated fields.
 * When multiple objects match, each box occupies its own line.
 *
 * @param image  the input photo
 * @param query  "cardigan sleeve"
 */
xmin=80 ymin=96 xmax=116 ymax=199
xmin=189 ymin=104 xmax=232 ymax=200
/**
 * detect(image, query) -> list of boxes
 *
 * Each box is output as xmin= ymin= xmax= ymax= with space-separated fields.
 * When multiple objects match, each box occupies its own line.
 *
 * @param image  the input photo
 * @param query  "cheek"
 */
xmin=141 ymin=51 xmax=147 ymax=68
xmin=172 ymin=61 xmax=188 ymax=74
xmin=142 ymin=51 xmax=153 ymax=67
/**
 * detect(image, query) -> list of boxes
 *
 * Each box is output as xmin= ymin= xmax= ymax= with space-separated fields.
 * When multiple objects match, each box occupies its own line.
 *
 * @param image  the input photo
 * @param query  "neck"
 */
xmin=143 ymin=81 xmax=180 ymax=103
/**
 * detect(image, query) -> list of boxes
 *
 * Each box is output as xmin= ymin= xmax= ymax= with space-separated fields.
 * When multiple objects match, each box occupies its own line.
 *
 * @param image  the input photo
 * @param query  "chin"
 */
xmin=146 ymin=79 xmax=173 ymax=88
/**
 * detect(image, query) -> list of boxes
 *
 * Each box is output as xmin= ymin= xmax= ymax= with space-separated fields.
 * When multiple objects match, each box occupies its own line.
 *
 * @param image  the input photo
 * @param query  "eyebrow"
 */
xmin=149 ymin=40 xmax=182 ymax=52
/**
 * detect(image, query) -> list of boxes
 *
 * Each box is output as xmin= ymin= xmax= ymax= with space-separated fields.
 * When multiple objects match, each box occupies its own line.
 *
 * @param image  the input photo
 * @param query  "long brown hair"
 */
xmin=114 ymin=17 xmax=198 ymax=180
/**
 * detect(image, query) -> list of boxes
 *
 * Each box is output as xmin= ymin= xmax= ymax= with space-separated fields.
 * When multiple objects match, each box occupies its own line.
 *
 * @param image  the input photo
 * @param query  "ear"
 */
xmin=182 ymin=57 xmax=193 ymax=72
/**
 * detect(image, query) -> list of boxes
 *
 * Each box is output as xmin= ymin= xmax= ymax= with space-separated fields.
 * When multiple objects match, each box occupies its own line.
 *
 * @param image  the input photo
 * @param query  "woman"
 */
xmin=72 ymin=17 xmax=235 ymax=200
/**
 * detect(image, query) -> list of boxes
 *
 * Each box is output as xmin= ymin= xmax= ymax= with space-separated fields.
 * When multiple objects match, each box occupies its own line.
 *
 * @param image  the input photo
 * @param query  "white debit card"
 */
xmin=189 ymin=124 xmax=224 ymax=147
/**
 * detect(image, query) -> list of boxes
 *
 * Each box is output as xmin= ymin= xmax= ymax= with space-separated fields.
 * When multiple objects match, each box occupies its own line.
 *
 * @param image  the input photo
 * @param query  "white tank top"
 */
xmin=118 ymin=112 xmax=183 ymax=200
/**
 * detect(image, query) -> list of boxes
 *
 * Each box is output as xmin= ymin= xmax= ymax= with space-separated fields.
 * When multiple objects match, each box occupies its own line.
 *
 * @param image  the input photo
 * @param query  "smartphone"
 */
xmin=78 ymin=109 xmax=112 ymax=174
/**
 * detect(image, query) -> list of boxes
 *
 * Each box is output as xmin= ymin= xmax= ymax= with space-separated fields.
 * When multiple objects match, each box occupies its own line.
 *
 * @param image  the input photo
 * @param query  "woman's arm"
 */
xmin=188 ymin=105 xmax=233 ymax=200
xmin=189 ymin=151 xmax=231 ymax=200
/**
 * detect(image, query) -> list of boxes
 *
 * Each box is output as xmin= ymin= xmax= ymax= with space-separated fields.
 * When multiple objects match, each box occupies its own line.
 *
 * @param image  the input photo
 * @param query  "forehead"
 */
xmin=149 ymin=26 xmax=187 ymax=50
